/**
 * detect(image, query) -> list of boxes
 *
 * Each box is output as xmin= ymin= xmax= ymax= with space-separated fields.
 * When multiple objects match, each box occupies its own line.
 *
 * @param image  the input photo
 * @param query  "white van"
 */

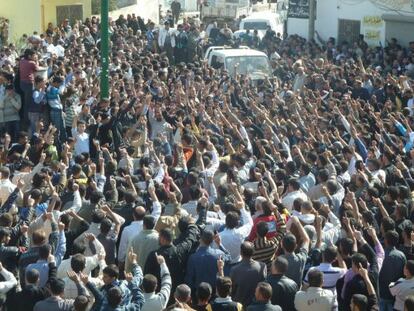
xmin=204 ymin=46 xmax=272 ymax=81
xmin=239 ymin=12 xmax=284 ymax=37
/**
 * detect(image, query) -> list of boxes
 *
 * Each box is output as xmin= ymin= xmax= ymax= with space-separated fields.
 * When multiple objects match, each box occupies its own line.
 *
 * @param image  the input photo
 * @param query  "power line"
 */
xmin=337 ymin=0 xmax=414 ymax=14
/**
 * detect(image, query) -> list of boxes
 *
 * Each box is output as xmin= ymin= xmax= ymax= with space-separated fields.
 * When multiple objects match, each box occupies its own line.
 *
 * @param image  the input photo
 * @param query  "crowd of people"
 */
xmin=0 ymin=8 xmax=414 ymax=311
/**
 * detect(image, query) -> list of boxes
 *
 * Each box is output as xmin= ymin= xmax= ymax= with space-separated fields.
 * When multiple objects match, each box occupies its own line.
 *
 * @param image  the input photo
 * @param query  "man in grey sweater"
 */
xmin=230 ymin=241 xmax=267 ymax=306
xmin=126 ymin=215 xmax=159 ymax=271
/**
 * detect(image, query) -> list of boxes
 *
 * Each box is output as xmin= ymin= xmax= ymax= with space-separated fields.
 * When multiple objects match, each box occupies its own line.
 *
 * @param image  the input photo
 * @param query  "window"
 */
xmin=225 ymin=56 xmax=271 ymax=77
xmin=56 ymin=5 xmax=83 ymax=26
xmin=211 ymin=55 xmax=224 ymax=69
xmin=338 ymin=19 xmax=361 ymax=45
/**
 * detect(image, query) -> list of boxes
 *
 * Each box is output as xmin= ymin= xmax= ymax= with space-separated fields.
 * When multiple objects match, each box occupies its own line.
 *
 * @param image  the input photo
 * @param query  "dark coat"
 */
xmin=266 ymin=274 xmax=298 ymax=311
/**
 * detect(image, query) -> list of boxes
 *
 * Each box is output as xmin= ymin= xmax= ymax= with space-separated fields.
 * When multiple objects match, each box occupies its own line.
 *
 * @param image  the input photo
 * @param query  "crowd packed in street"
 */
xmin=0 ymin=8 xmax=414 ymax=311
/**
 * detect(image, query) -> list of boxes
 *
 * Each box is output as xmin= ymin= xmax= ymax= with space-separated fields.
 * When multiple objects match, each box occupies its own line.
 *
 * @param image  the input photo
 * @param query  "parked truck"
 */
xmin=201 ymin=0 xmax=251 ymax=29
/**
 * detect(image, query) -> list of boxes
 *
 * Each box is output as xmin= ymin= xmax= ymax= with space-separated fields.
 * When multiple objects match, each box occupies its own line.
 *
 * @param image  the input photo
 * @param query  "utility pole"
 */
xmin=100 ymin=0 xmax=109 ymax=99
xmin=308 ymin=0 xmax=316 ymax=41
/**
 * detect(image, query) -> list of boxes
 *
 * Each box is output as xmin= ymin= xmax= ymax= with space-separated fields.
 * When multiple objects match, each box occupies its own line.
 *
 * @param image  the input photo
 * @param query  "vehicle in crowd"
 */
xmin=233 ymin=29 xmax=265 ymax=41
xmin=204 ymin=46 xmax=272 ymax=81
xmin=239 ymin=11 xmax=285 ymax=37
xmin=201 ymin=0 xmax=251 ymax=28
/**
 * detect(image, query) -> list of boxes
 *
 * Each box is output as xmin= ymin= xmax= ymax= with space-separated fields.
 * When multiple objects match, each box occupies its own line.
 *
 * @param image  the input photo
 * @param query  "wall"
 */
xmin=385 ymin=19 xmax=414 ymax=47
xmin=314 ymin=0 xmax=414 ymax=46
xmin=117 ymin=0 xmax=137 ymax=9
xmin=0 ymin=0 xmax=42 ymax=42
xmin=314 ymin=0 xmax=337 ymax=42
xmin=287 ymin=18 xmax=308 ymax=38
xmin=108 ymin=0 xmax=160 ymax=24
xmin=183 ymin=0 xmax=198 ymax=12
xmin=41 ymin=0 xmax=92 ymax=30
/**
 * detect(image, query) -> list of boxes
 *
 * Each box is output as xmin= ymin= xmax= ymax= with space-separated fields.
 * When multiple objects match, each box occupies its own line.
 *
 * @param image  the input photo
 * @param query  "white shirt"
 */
xmin=295 ymin=287 xmax=336 ymax=311
xmin=119 ymin=156 xmax=134 ymax=175
xmin=203 ymin=210 xmax=226 ymax=232
xmin=390 ymin=277 xmax=414 ymax=311
xmin=0 ymin=85 xmax=5 ymax=105
xmin=239 ymin=125 xmax=253 ymax=153
xmin=319 ymin=185 xmax=345 ymax=215
xmin=73 ymin=213 xmax=125 ymax=251
xmin=182 ymin=200 xmax=198 ymax=218
xmin=293 ymin=73 xmax=306 ymax=92
xmin=57 ymin=254 xmax=105 ymax=279
xmin=55 ymin=44 xmax=65 ymax=57
xmin=206 ymin=23 xmax=215 ymax=36
xmin=117 ymin=200 xmax=161 ymax=262
xmin=0 ymin=179 xmax=16 ymax=206
xmin=158 ymin=28 xmax=176 ymax=48
xmin=347 ymin=154 xmax=362 ymax=177
xmin=71 ymin=128 xmax=90 ymax=155
xmin=282 ymin=190 xmax=308 ymax=212
xmin=299 ymin=173 xmax=316 ymax=193
xmin=407 ymin=98 xmax=414 ymax=116
xmin=64 ymin=275 xmax=103 ymax=299
xmin=237 ymin=164 xmax=250 ymax=184
xmin=12 ymin=163 xmax=43 ymax=192
xmin=0 ymin=267 xmax=17 ymax=300
xmin=201 ymin=148 xmax=219 ymax=178
xmin=219 ymin=208 xmax=253 ymax=263
xmin=141 ymin=263 xmax=171 ymax=311
xmin=322 ymin=212 xmax=342 ymax=247
xmin=371 ymin=169 xmax=386 ymax=184
xmin=118 ymin=220 xmax=143 ymax=262
xmin=304 ymin=263 xmax=346 ymax=304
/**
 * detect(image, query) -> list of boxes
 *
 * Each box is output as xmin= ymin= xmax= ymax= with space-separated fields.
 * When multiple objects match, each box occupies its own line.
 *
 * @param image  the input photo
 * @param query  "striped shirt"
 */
xmin=389 ymin=277 xmax=414 ymax=311
xmin=64 ymin=95 xmax=80 ymax=126
xmin=252 ymin=212 xmax=286 ymax=270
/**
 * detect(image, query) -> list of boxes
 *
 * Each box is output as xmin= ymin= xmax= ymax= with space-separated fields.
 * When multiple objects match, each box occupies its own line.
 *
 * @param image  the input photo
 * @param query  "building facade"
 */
xmin=0 ymin=0 xmax=92 ymax=42
xmin=288 ymin=0 xmax=414 ymax=46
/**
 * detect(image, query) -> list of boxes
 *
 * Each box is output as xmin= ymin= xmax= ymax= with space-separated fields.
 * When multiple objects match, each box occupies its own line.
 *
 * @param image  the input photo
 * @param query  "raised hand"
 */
xmin=20 ymin=225 xmax=28 ymax=235
xmin=16 ymin=178 xmax=25 ymax=190
xmin=366 ymin=227 xmax=377 ymax=239
xmin=358 ymin=198 xmax=368 ymax=211
xmin=357 ymin=263 xmax=369 ymax=280
xmin=217 ymin=255 xmax=224 ymax=272
xmin=213 ymin=232 xmax=221 ymax=246
xmin=59 ymin=161 xmax=67 ymax=171
xmin=58 ymin=222 xmax=65 ymax=231
xmin=354 ymin=230 xmax=363 ymax=242
xmin=372 ymin=197 xmax=382 ymax=206
xmin=42 ymin=212 xmax=53 ymax=222
xmin=156 ymin=252 xmax=165 ymax=265
xmin=128 ymin=247 xmax=137 ymax=264
xmin=321 ymin=186 xmax=329 ymax=197
xmin=27 ymin=195 xmax=35 ymax=207
xmin=125 ymin=272 xmax=133 ymax=283
xmin=79 ymin=272 xmax=89 ymax=285
xmin=48 ymin=254 xmax=55 ymax=263
xmin=84 ymin=233 xmax=95 ymax=241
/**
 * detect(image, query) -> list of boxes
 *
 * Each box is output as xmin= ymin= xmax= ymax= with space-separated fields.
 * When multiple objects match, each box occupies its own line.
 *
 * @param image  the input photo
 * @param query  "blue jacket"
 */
xmin=46 ymin=85 xmax=63 ymax=110
xmin=29 ymin=89 xmax=46 ymax=113
xmin=185 ymin=245 xmax=231 ymax=290
xmin=87 ymin=264 xmax=144 ymax=311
